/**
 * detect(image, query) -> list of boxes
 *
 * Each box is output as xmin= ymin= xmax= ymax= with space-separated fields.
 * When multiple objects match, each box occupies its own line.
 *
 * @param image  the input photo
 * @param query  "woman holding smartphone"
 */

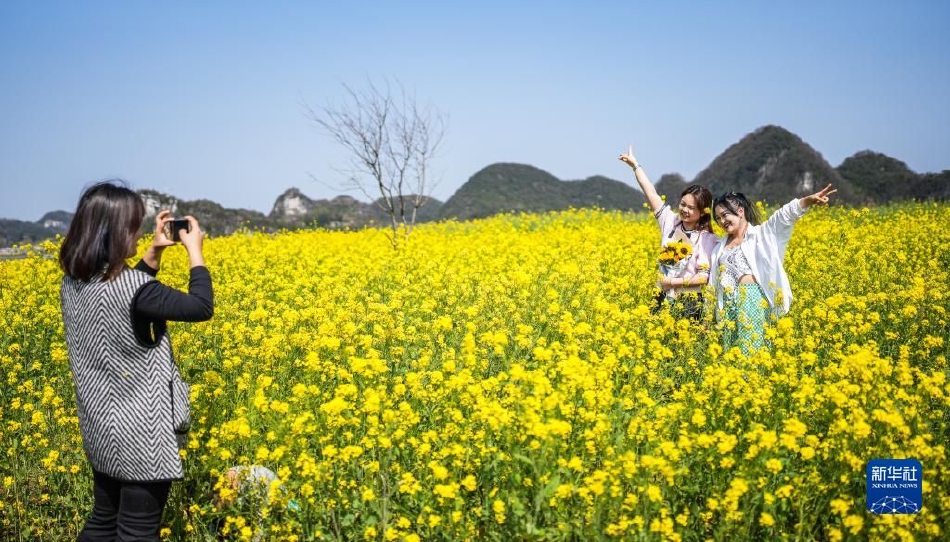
xmin=59 ymin=181 xmax=213 ymax=541
xmin=619 ymin=147 xmax=717 ymax=320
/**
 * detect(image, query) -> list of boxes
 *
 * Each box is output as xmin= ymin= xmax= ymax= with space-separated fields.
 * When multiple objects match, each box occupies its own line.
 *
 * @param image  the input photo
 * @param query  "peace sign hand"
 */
xmin=619 ymin=145 xmax=639 ymax=169
xmin=801 ymin=184 xmax=837 ymax=209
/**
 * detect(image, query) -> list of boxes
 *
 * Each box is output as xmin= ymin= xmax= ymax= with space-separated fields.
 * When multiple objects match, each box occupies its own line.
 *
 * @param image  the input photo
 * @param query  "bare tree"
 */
xmin=305 ymin=79 xmax=446 ymax=248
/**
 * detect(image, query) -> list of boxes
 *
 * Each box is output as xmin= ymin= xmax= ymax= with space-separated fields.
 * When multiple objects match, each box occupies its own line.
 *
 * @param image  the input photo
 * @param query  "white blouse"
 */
xmin=709 ymin=198 xmax=808 ymax=316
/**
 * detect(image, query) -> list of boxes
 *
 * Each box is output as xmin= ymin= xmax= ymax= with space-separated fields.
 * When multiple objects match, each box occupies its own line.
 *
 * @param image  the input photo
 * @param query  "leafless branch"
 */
xmin=305 ymin=78 xmax=447 ymax=248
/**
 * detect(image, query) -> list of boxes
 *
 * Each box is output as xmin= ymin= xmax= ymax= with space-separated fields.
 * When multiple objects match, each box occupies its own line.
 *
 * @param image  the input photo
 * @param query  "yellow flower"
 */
xmin=492 ymin=499 xmax=506 ymax=524
xmin=843 ymin=514 xmax=864 ymax=535
xmin=646 ymin=485 xmax=662 ymax=503
xmin=4 ymin=204 xmax=950 ymax=539
xmin=433 ymin=483 xmax=459 ymax=500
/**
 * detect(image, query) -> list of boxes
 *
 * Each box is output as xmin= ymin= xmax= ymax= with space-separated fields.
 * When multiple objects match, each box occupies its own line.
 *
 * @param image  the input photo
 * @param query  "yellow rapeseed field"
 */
xmin=1 ymin=203 xmax=948 ymax=541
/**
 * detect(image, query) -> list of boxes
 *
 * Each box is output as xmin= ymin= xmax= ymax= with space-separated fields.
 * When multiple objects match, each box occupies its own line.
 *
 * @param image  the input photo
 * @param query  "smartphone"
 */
xmin=166 ymin=218 xmax=191 ymax=242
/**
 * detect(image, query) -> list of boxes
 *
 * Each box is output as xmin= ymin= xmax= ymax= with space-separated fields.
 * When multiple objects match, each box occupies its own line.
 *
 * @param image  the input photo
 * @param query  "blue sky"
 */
xmin=2 ymin=1 xmax=948 ymax=221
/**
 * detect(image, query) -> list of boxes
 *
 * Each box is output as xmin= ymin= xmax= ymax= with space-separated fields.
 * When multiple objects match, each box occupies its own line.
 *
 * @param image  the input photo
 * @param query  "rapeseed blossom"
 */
xmin=0 ymin=204 xmax=948 ymax=539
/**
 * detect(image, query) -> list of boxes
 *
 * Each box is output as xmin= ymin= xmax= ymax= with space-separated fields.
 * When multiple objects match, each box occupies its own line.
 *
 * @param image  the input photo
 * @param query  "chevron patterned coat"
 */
xmin=61 ymin=267 xmax=185 ymax=481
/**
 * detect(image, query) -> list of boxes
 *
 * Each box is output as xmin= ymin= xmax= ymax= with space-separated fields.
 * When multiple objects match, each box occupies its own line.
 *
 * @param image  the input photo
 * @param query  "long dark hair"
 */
xmin=60 ymin=181 xmax=145 ymax=282
xmin=713 ymin=191 xmax=761 ymax=226
xmin=680 ymin=185 xmax=713 ymax=233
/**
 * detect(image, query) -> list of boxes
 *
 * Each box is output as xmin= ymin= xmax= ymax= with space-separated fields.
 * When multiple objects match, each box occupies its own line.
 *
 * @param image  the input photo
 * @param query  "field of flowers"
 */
xmin=1 ymin=202 xmax=948 ymax=541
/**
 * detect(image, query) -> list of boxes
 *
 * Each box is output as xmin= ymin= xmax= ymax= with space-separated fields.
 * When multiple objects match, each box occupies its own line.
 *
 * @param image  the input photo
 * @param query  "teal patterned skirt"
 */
xmin=720 ymin=283 xmax=771 ymax=355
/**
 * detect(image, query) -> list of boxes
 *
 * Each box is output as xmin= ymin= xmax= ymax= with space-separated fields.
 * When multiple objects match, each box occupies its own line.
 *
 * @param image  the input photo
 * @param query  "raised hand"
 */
xmin=176 ymin=215 xmax=206 ymax=268
xmin=152 ymin=210 xmax=176 ymax=249
xmin=619 ymin=145 xmax=639 ymax=169
xmin=801 ymin=184 xmax=837 ymax=209
xmin=178 ymin=216 xmax=203 ymax=252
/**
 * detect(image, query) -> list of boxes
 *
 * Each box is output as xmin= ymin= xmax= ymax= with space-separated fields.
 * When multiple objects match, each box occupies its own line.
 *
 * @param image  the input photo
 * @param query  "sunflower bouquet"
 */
xmin=658 ymin=240 xmax=692 ymax=272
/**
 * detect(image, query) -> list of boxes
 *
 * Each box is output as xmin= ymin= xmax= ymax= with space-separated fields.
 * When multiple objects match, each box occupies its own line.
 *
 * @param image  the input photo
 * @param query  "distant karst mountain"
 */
xmin=270 ymin=188 xmax=443 ymax=229
xmin=837 ymin=151 xmax=950 ymax=203
xmin=0 ymin=210 xmax=73 ymax=248
xmin=438 ymin=163 xmax=646 ymax=220
xmin=654 ymin=173 xmax=689 ymax=204
xmin=270 ymin=188 xmax=377 ymax=227
xmin=139 ymin=189 xmax=272 ymax=235
xmin=3 ymin=124 xmax=948 ymax=249
xmin=837 ymin=151 xmax=917 ymax=203
xmin=694 ymin=125 xmax=860 ymax=204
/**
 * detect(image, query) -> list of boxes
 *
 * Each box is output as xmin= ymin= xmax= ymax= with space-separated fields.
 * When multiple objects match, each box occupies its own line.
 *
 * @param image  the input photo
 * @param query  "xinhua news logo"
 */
xmin=866 ymin=459 xmax=922 ymax=514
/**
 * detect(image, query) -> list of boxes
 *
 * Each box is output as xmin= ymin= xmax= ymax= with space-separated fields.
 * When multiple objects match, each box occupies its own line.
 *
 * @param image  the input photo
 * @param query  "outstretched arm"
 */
xmin=762 ymin=184 xmax=837 ymax=242
xmin=619 ymin=147 xmax=665 ymax=214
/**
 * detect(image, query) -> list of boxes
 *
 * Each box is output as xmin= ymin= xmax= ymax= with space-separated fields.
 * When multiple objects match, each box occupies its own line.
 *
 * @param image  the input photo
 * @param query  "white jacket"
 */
xmin=709 ymin=198 xmax=808 ymax=317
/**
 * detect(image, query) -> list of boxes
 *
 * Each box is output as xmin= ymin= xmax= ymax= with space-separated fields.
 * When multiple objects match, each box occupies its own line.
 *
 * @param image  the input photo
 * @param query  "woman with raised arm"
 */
xmin=709 ymin=185 xmax=836 ymax=353
xmin=620 ymin=148 xmax=717 ymax=319
xmin=59 ymin=180 xmax=213 ymax=541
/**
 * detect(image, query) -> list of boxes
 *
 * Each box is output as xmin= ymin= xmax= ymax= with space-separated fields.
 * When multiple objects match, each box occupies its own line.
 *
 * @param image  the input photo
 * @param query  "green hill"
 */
xmin=0 ymin=219 xmax=54 ymax=247
xmin=4 ymin=124 xmax=948 ymax=249
xmin=439 ymin=163 xmax=645 ymax=220
xmin=370 ymin=195 xmax=444 ymax=225
xmin=836 ymin=151 xmax=950 ymax=203
xmin=179 ymin=198 xmax=271 ymax=234
xmin=139 ymin=189 xmax=273 ymax=235
xmin=694 ymin=125 xmax=860 ymax=204
xmin=916 ymin=170 xmax=950 ymax=200
xmin=654 ymin=173 xmax=689 ymax=204
xmin=563 ymin=175 xmax=647 ymax=210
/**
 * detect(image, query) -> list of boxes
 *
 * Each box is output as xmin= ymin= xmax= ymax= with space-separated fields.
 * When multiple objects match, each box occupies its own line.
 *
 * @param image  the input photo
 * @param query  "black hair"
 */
xmin=713 ymin=191 xmax=761 ymax=226
xmin=59 ymin=180 xmax=145 ymax=282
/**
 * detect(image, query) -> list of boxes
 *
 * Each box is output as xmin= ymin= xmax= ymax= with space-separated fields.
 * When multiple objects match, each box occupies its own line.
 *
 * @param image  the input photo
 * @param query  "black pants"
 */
xmin=78 ymin=471 xmax=172 ymax=542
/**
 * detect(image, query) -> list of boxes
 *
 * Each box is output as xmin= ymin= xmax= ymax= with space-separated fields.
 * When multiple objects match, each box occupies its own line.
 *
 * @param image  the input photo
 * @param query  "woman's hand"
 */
xmin=619 ymin=147 xmax=640 ymax=170
xmin=621 ymin=144 xmax=664 ymax=213
xmin=178 ymin=216 xmax=206 ymax=268
xmin=801 ymin=184 xmax=837 ymax=209
xmin=142 ymin=210 xmax=175 ymax=270
xmin=152 ymin=210 xmax=176 ymax=249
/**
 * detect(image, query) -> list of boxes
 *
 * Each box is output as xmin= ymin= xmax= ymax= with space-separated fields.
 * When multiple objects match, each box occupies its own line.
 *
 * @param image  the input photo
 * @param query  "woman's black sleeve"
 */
xmin=132 ymin=260 xmax=214 ymax=322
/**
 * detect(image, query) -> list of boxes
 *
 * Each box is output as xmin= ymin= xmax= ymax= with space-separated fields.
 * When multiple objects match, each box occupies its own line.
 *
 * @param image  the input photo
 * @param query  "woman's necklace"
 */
xmin=681 ymin=224 xmax=699 ymax=238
